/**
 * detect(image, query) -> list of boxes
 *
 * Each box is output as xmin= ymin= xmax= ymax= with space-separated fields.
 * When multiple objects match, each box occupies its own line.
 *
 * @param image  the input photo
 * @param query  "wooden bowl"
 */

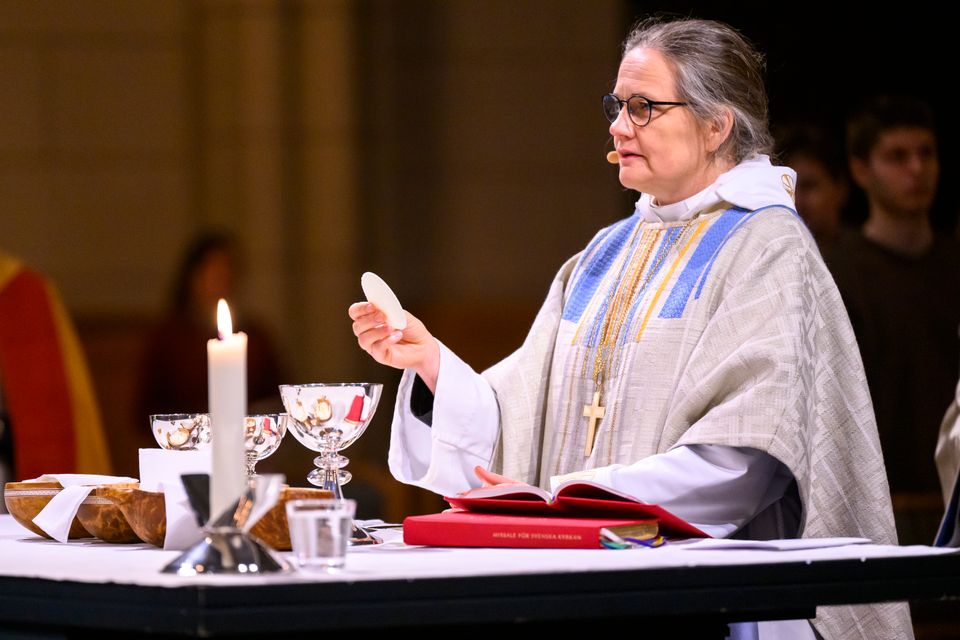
xmin=76 ymin=483 xmax=143 ymax=544
xmin=250 ymin=487 xmax=334 ymax=551
xmin=101 ymin=484 xmax=332 ymax=549
xmin=3 ymin=481 xmax=92 ymax=539
xmin=97 ymin=485 xmax=166 ymax=547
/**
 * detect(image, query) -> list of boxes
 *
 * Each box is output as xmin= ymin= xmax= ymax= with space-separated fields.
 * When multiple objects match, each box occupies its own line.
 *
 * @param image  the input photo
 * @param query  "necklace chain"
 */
xmin=577 ymin=218 xmax=695 ymax=457
xmin=582 ymin=220 xmax=694 ymax=399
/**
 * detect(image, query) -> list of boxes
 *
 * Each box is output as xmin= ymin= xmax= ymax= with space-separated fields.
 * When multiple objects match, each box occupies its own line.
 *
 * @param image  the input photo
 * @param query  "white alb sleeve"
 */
xmin=388 ymin=341 xmax=500 ymax=497
xmin=549 ymin=444 xmax=787 ymax=538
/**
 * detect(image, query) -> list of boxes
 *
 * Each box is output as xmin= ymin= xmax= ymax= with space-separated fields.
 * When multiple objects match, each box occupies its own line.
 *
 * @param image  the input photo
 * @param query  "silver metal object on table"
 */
xmin=279 ymin=383 xmax=384 ymax=545
xmin=162 ymin=473 xmax=291 ymax=576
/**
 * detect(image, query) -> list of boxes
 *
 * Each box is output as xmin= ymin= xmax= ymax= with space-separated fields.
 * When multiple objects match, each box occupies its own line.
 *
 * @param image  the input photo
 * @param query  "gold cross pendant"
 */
xmin=582 ymin=390 xmax=605 ymax=457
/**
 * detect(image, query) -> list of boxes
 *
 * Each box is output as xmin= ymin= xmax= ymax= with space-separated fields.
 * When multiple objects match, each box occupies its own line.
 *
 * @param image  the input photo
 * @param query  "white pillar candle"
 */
xmin=207 ymin=299 xmax=247 ymax=523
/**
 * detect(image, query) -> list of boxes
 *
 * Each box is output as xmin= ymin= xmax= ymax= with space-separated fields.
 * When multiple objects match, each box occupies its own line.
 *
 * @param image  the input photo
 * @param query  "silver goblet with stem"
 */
xmin=243 ymin=414 xmax=288 ymax=477
xmin=150 ymin=413 xmax=211 ymax=451
xmin=279 ymin=383 xmax=383 ymax=545
xmin=150 ymin=413 xmax=286 ymax=477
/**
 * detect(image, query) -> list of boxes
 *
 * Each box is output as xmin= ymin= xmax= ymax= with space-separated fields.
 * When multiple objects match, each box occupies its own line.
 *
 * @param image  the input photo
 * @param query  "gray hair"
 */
xmin=623 ymin=18 xmax=773 ymax=164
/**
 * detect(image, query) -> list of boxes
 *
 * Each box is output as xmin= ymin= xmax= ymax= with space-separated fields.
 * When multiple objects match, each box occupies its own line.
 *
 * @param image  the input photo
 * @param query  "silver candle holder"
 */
xmin=162 ymin=473 xmax=291 ymax=576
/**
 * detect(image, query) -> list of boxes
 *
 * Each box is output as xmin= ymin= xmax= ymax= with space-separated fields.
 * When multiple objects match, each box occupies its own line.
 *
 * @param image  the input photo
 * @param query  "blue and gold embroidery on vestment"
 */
xmin=563 ymin=206 xmax=772 ymax=344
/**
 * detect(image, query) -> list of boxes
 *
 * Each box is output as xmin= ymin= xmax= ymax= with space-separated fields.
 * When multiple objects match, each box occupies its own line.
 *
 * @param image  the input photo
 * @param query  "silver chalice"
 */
xmin=151 ymin=412 xmax=286 ymax=478
xmin=279 ymin=383 xmax=383 ymax=544
xmin=243 ymin=414 xmax=288 ymax=477
xmin=150 ymin=413 xmax=211 ymax=451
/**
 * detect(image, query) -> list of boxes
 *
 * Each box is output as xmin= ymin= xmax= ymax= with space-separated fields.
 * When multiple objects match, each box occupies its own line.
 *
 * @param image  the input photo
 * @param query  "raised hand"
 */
xmin=348 ymin=302 xmax=441 ymax=392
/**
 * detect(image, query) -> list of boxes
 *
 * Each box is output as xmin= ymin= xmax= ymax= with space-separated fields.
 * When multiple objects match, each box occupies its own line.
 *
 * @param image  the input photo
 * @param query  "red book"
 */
xmin=444 ymin=479 xmax=709 ymax=539
xmin=403 ymin=510 xmax=658 ymax=549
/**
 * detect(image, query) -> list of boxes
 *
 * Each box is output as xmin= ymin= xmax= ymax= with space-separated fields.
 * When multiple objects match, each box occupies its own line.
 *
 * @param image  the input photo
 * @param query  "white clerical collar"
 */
xmin=635 ymin=154 xmax=797 ymax=223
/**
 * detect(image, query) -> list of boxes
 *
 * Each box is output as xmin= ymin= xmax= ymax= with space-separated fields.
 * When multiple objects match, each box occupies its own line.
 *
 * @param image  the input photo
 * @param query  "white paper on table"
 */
xmin=31 ymin=474 xmax=138 ymax=543
xmin=138 ymin=448 xmax=211 ymax=492
xmin=676 ymin=537 xmax=872 ymax=551
xmin=160 ymin=480 xmax=204 ymax=551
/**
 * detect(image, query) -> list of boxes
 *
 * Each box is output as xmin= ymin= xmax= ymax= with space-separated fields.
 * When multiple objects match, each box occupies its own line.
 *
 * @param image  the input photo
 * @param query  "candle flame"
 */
xmin=217 ymin=299 xmax=233 ymax=339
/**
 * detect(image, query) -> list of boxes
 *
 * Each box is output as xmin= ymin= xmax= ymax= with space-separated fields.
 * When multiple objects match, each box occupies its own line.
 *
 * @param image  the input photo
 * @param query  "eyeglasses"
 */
xmin=602 ymin=93 xmax=689 ymax=127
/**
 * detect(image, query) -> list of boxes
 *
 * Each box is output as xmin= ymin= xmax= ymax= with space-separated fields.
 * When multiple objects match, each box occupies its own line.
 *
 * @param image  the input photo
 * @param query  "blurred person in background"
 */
xmin=822 ymin=95 xmax=960 ymax=545
xmin=777 ymin=122 xmax=849 ymax=243
xmin=0 ymin=250 xmax=111 ymax=507
xmin=135 ymin=232 xmax=285 ymax=433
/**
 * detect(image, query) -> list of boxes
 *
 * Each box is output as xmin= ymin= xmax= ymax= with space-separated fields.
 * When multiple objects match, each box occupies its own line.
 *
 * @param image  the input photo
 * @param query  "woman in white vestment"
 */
xmin=350 ymin=17 xmax=909 ymax=640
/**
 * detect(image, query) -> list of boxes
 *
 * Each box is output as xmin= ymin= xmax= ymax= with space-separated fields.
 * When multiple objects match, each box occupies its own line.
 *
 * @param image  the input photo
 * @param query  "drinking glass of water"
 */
xmin=285 ymin=498 xmax=356 ymax=572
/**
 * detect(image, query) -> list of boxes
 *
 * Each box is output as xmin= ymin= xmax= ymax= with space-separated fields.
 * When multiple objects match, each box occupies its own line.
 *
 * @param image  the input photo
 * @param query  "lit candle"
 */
xmin=207 ymin=299 xmax=247 ymax=522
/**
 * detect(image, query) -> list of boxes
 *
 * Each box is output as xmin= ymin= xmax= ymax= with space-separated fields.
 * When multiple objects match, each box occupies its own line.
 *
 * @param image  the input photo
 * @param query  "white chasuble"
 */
xmin=480 ymin=205 xmax=909 ymax=640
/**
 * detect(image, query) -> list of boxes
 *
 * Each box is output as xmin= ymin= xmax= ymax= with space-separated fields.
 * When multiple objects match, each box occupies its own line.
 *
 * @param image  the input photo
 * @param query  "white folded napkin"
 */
xmin=31 ymin=474 xmax=138 ymax=543
xmin=160 ymin=480 xmax=205 ymax=550
xmin=139 ymin=448 xmax=212 ymax=550
xmin=241 ymin=474 xmax=284 ymax=532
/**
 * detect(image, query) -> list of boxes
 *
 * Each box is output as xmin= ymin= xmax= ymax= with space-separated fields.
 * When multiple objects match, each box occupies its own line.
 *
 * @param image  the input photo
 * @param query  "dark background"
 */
xmin=627 ymin=2 xmax=957 ymax=231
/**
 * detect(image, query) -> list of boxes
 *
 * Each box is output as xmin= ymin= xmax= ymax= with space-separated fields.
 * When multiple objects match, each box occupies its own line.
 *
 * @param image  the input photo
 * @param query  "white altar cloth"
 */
xmin=0 ymin=515 xmax=954 ymax=589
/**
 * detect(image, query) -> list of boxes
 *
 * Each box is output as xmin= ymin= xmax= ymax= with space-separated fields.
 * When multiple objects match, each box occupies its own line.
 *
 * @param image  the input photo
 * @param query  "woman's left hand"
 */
xmin=474 ymin=466 xmax=529 ymax=487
